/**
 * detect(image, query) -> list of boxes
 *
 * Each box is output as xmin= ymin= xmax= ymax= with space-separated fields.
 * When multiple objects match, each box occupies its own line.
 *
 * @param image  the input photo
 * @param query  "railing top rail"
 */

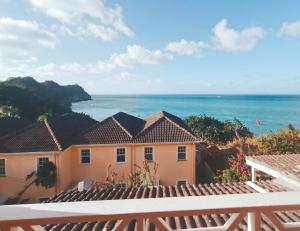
xmin=0 ymin=192 xmax=300 ymax=225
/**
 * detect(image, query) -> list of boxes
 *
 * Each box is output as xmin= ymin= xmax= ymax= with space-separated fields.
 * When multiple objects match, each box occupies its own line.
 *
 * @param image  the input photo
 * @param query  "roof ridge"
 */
xmin=163 ymin=113 xmax=199 ymax=140
xmin=135 ymin=116 xmax=165 ymax=138
xmin=44 ymin=119 xmax=62 ymax=151
xmin=111 ymin=116 xmax=133 ymax=138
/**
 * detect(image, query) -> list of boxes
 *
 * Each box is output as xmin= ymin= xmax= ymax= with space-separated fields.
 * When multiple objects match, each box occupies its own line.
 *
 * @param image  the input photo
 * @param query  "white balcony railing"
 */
xmin=0 ymin=192 xmax=300 ymax=231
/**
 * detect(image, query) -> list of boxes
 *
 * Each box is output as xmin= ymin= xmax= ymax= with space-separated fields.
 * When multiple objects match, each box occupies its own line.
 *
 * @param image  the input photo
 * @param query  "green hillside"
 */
xmin=0 ymin=77 xmax=91 ymax=119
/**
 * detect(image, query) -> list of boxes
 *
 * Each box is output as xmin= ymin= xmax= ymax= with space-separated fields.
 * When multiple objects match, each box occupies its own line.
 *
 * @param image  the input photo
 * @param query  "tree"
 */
xmin=185 ymin=115 xmax=252 ymax=144
xmin=5 ymin=161 xmax=57 ymax=204
xmin=0 ymin=105 xmax=19 ymax=118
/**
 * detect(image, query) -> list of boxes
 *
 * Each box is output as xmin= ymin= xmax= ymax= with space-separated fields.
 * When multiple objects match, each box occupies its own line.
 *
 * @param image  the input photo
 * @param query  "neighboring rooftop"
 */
xmin=0 ymin=117 xmax=33 ymax=137
xmin=0 ymin=120 xmax=60 ymax=153
xmin=0 ymin=111 xmax=200 ymax=153
xmin=42 ymin=180 xmax=298 ymax=231
xmin=247 ymin=154 xmax=300 ymax=183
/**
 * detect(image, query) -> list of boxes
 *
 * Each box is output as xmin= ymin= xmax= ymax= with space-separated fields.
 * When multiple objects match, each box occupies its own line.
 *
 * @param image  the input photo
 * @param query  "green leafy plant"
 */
xmin=128 ymin=160 xmax=159 ymax=187
xmin=185 ymin=115 xmax=252 ymax=144
xmin=5 ymin=161 xmax=57 ymax=204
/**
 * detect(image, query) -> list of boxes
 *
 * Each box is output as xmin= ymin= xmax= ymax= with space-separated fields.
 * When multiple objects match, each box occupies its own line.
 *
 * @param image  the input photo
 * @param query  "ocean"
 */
xmin=72 ymin=95 xmax=300 ymax=134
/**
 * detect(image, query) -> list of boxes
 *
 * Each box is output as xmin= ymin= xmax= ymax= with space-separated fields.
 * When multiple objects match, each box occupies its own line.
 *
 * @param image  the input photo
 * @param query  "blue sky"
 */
xmin=1 ymin=0 xmax=300 ymax=94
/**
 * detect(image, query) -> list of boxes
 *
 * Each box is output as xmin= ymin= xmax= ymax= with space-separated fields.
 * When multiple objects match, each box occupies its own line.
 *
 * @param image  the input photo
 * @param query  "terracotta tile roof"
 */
xmin=134 ymin=111 xmax=198 ymax=143
xmin=0 ymin=111 xmax=199 ymax=153
xmin=0 ymin=117 xmax=33 ymax=137
xmin=77 ymin=111 xmax=199 ymax=145
xmin=0 ymin=113 xmax=97 ymax=153
xmin=247 ymin=154 xmax=300 ymax=182
xmin=112 ymin=112 xmax=145 ymax=137
xmin=47 ymin=113 xmax=98 ymax=149
xmin=0 ymin=121 xmax=60 ymax=153
xmin=44 ymin=181 xmax=299 ymax=231
xmin=75 ymin=117 xmax=133 ymax=144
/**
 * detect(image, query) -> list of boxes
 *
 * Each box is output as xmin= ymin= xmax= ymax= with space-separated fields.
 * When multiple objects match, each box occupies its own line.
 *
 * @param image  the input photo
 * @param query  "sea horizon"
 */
xmin=72 ymin=94 xmax=300 ymax=134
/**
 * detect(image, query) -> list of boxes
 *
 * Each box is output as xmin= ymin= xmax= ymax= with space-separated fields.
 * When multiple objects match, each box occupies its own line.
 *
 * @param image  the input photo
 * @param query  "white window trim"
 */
xmin=115 ymin=147 xmax=127 ymax=163
xmin=176 ymin=179 xmax=188 ymax=186
xmin=37 ymin=197 xmax=50 ymax=203
xmin=144 ymin=146 xmax=155 ymax=161
xmin=0 ymin=158 xmax=7 ymax=177
xmin=79 ymin=148 xmax=92 ymax=165
xmin=115 ymin=182 xmax=127 ymax=188
xmin=177 ymin=145 xmax=188 ymax=161
xmin=36 ymin=156 xmax=50 ymax=171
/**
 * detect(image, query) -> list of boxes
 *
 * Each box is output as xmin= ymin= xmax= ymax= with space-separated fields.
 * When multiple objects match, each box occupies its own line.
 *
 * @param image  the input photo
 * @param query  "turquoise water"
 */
xmin=72 ymin=95 xmax=300 ymax=134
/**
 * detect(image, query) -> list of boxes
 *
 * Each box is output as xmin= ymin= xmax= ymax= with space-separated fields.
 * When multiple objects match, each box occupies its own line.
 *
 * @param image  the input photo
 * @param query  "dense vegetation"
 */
xmin=185 ymin=115 xmax=252 ymax=144
xmin=0 ymin=77 xmax=91 ymax=120
xmin=219 ymin=124 xmax=300 ymax=183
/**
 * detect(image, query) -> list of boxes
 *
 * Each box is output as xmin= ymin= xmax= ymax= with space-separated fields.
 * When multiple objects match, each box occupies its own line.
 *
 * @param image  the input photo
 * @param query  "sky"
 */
xmin=1 ymin=0 xmax=300 ymax=94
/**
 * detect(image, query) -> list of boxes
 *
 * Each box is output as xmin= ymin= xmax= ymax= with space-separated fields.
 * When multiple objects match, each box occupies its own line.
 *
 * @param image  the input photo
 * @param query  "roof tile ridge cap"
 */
xmin=135 ymin=116 xmax=165 ymax=138
xmin=73 ymin=119 xmax=102 ymax=138
xmin=111 ymin=116 xmax=133 ymax=138
xmin=163 ymin=114 xmax=198 ymax=140
xmin=44 ymin=119 xmax=63 ymax=151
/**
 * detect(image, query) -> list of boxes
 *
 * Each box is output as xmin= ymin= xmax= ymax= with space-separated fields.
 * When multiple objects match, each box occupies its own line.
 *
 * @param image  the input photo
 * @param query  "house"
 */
xmin=0 ymin=111 xmax=200 ymax=202
xmin=1 ymin=154 xmax=300 ymax=230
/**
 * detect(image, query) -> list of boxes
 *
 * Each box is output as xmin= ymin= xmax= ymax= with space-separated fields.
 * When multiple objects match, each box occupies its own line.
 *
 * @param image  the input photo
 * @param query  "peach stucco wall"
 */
xmin=0 ymin=153 xmax=57 ymax=203
xmin=69 ymin=143 xmax=195 ymax=186
xmin=0 ymin=143 xmax=196 ymax=202
xmin=68 ymin=145 xmax=132 ymax=184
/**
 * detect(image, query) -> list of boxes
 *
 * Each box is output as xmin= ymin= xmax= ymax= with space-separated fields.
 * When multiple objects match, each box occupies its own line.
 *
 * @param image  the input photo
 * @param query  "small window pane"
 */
xmin=144 ymin=147 xmax=153 ymax=161
xmin=116 ymin=148 xmax=126 ymax=162
xmin=39 ymin=197 xmax=50 ymax=203
xmin=81 ymin=149 xmax=90 ymax=164
xmin=177 ymin=180 xmax=187 ymax=186
xmin=177 ymin=146 xmax=186 ymax=160
xmin=115 ymin=183 xmax=126 ymax=189
xmin=0 ymin=159 xmax=6 ymax=176
xmin=37 ymin=157 xmax=49 ymax=170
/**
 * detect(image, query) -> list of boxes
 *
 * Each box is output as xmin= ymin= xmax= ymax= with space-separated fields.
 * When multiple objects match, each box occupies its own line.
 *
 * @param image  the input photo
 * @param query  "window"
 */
xmin=37 ymin=157 xmax=49 ymax=170
xmin=80 ymin=149 xmax=91 ymax=164
xmin=177 ymin=146 xmax=187 ymax=160
xmin=177 ymin=180 xmax=187 ymax=186
xmin=39 ymin=197 xmax=50 ymax=203
xmin=144 ymin=147 xmax=153 ymax=161
xmin=0 ymin=159 xmax=6 ymax=176
xmin=115 ymin=183 xmax=127 ymax=189
xmin=116 ymin=148 xmax=126 ymax=163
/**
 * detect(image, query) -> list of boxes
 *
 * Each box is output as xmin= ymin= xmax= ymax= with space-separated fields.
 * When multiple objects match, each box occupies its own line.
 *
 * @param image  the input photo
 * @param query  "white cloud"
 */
xmin=280 ymin=20 xmax=300 ymax=37
xmin=212 ymin=19 xmax=265 ymax=52
xmin=165 ymin=39 xmax=206 ymax=56
xmin=0 ymin=17 xmax=57 ymax=64
xmin=29 ymin=0 xmax=134 ymax=41
xmin=0 ymin=45 xmax=172 ymax=79
xmin=110 ymin=45 xmax=173 ymax=68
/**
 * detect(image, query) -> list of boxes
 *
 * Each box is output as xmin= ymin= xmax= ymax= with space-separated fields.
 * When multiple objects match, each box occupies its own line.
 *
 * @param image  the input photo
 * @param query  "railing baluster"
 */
xmin=21 ymin=225 xmax=35 ymax=231
xmin=136 ymin=217 xmax=144 ymax=230
xmin=0 ymin=226 xmax=10 ymax=231
xmin=113 ymin=218 xmax=131 ymax=231
xmin=149 ymin=217 xmax=172 ymax=231
xmin=263 ymin=211 xmax=286 ymax=230
xmin=225 ymin=213 xmax=246 ymax=231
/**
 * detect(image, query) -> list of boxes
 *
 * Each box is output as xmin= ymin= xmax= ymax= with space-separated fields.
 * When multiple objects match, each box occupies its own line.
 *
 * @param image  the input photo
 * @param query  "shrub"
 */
xmin=185 ymin=115 xmax=252 ymax=144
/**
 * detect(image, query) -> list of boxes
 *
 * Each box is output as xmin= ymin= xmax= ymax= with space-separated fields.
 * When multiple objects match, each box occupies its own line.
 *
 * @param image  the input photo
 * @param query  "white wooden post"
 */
xmin=247 ymin=213 xmax=255 ymax=231
xmin=251 ymin=167 xmax=256 ymax=182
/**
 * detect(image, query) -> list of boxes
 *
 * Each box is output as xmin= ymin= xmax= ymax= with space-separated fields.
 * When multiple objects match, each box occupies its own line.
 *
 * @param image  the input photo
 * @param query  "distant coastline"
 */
xmin=72 ymin=94 xmax=300 ymax=134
